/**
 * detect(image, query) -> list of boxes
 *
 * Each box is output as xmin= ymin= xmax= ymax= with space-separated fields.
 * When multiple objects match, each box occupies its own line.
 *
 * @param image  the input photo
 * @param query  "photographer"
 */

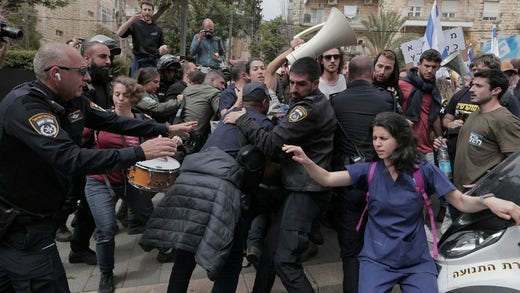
xmin=189 ymin=18 xmax=226 ymax=71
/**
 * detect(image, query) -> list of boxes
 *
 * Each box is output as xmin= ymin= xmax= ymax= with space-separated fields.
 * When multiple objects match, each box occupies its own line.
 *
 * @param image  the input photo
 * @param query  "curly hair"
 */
xmin=113 ymin=75 xmax=145 ymax=105
xmin=369 ymin=112 xmax=421 ymax=174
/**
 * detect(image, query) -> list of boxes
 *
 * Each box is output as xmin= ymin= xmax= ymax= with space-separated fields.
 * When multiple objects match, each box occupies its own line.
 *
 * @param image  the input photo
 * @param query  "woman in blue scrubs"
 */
xmin=282 ymin=112 xmax=520 ymax=293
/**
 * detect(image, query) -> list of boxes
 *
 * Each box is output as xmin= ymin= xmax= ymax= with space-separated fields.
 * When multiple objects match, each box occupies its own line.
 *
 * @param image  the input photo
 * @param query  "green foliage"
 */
xmin=111 ymin=55 xmax=131 ymax=77
xmin=249 ymin=16 xmax=289 ymax=64
xmin=4 ymin=50 xmax=36 ymax=70
xmin=4 ymin=5 xmax=43 ymax=50
xmin=361 ymin=10 xmax=408 ymax=54
xmin=1 ymin=0 xmax=69 ymax=16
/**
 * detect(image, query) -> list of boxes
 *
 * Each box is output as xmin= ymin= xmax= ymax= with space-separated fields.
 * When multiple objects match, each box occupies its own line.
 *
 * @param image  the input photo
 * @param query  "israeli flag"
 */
xmin=421 ymin=0 xmax=448 ymax=59
xmin=489 ymin=25 xmax=500 ymax=58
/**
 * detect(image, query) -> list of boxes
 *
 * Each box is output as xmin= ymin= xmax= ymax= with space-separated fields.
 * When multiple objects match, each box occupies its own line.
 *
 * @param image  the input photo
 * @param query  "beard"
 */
xmin=89 ymin=62 xmax=111 ymax=83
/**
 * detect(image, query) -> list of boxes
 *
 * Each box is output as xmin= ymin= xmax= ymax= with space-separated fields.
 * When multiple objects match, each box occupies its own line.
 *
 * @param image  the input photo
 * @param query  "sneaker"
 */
xmin=55 ymin=224 xmax=72 ymax=242
xmin=156 ymin=249 xmax=176 ymax=263
xmin=246 ymin=245 xmax=262 ymax=268
xmin=98 ymin=271 xmax=114 ymax=293
xmin=299 ymin=242 xmax=319 ymax=262
xmin=69 ymin=248 xmax=97 ymax=265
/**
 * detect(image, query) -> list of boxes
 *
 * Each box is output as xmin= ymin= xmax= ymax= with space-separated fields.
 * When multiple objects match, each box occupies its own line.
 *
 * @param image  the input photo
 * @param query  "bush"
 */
xmin=111 ymin=55 xmax=131 ymax=77
xmin=4 ymin=50 xmax=36 ymax=70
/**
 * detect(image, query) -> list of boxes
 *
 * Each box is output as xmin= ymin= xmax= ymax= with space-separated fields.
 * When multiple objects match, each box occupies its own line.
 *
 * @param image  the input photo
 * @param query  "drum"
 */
xmin=127 ymin=157 xmax=180 ymax=191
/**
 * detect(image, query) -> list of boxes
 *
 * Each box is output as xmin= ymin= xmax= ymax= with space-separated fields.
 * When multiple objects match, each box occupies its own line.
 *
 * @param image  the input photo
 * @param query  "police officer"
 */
xmin=0 ymin=42 xmax=196 ymax=292
xmin=330 ymin=55 xmax=394 ymax=293
xmin=224 ymin=57 xmax=337 ymax=293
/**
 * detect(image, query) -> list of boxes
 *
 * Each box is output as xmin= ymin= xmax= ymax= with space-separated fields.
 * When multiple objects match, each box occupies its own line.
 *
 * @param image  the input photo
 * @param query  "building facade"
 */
xmin=288 ymin=0 xmax=520 ymax=58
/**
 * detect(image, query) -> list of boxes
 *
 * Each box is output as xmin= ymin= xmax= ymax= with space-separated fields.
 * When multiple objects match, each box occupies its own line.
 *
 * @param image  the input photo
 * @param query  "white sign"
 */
xmin=400 ymin=27 xmax=466 ymax=64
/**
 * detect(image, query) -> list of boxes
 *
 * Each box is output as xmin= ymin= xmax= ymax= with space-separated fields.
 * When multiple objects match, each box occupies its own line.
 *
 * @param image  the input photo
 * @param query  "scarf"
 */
xmin=402 ymin=67 xmax=442 ymax=127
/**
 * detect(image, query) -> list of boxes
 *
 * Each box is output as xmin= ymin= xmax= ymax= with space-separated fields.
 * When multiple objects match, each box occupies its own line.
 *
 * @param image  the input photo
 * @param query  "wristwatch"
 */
xmin=480 ymin=193 xmax=495 ymax=205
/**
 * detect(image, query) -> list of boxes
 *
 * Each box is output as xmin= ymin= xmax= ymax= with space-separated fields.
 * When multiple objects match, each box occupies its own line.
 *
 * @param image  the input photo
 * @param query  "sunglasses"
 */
xmin=323 ymin=54 xmax=341 ymax=61
xmin=44 ymin=66 xmax=90 ymax=76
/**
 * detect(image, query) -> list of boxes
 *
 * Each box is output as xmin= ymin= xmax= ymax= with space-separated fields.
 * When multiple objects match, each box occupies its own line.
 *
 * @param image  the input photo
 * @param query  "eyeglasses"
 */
xmin=323 ymin=54 xmax=341 ymax=61
xmin=44 ymin=66 xmax=90 ymax=76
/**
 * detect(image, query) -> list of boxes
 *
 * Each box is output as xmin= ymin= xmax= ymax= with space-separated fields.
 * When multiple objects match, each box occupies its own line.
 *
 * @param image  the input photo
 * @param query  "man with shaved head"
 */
xmin=329 ymin=55 xmax=395 ymax=293
xmin=0 ymin=42 xmax=195 ymax=292
xmin=190 ymin=18 xmax=226 ymax=70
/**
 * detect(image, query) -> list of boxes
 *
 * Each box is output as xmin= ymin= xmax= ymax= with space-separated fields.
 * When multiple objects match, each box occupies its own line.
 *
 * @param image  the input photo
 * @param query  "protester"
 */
xmin=140 ymin=82 xmax=274 ymax=292
xmin=282 ymin=111 xmax=520 ymax=293
xmin=84 ymin=76 xmax=182 ymax=293
xmin=190 ymin=18 xmax=226 ymax=70
xmin=317 ymin=47 xmax=346 ymax=99
xmin=224 ymin=57 xmax=337 ymax=293
xmin=0 ymin=42 xmax=195 ymax=292
xmin=330 ymin=55 xmax=394 ymax=293
xmin=116 ymin=0 xmax=168 ymax=77
xmin=134 ymin=67 xmax=182 ymax=123
xmin=219 ymin=61 xmax=248 ymax=117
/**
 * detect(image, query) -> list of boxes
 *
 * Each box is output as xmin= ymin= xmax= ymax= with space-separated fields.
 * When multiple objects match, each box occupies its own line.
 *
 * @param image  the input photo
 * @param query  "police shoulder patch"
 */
xmin=288 ymin=105 xmax=308 ymax=123
xmin=29 ymin=113 xmax=60 ymax=137
xmin=89 ymin=101 xmax=106 ymax=112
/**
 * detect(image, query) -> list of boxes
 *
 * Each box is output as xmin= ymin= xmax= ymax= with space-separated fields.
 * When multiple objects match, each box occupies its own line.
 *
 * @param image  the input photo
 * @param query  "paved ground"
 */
xmin=58 ymin=193 xmax=441 ymax=292
xmin=58 ymin=193 xmax=345 ymax=293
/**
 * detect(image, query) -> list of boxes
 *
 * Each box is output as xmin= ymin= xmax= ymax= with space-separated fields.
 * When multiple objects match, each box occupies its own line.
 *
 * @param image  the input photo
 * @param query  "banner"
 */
xmin=401 ymin=27 xmax=466 ymax=64
xmin=482 ymin=35 xmax=520 ymax=60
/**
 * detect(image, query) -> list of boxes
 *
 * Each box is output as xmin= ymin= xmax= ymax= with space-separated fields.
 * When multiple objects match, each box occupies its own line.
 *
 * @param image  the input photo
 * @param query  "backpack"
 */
xmin=356 ymin=162 xmax=439 ymax=259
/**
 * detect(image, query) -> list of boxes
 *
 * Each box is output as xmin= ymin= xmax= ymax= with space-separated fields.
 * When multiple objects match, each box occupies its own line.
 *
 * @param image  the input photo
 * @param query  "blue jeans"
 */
xmin=84 ymin=177 xmax=154 ymax=272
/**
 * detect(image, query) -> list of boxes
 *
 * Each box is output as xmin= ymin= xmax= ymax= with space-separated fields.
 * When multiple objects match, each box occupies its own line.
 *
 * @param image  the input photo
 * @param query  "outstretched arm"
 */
xmin=282 ymin=144 xmax=352 ymax=187
xmin=445 ymin=190 xmax=520 ymax=224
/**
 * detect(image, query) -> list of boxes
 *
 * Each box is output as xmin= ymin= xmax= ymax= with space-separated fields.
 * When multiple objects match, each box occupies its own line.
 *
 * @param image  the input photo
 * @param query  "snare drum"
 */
xmin=127 ymin=157 xmax=180 ymax=191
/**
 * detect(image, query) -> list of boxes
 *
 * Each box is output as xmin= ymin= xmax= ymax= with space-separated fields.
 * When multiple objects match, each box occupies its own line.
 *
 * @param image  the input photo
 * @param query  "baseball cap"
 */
xmin=242 ymin=82 xmax=269 ymax=102
xmin=501 ymin=60 xmax=517 ymax=73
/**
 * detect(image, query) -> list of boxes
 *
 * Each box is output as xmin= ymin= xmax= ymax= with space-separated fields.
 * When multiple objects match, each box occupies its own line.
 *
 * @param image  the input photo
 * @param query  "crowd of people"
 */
xmin=2 ymin=1 xmax=520 ymax=293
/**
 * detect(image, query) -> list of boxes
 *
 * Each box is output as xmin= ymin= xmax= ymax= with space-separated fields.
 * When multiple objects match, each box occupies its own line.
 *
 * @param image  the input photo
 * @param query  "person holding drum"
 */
xmin=83 ymin=76 xmax=183 ymax=293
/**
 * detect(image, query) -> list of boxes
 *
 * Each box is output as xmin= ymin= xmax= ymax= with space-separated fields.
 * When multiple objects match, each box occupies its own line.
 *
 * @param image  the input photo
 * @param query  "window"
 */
xmin=408 ymin=6 xmax=422 ymax=17
xmin=441 ymin=0 xmax=458 ymax=18
xmin=56 ymin=30 xmax=63 ymax=37
xmin=99 ymin=7 xmax=112 ymax=26
xmin=311 ymin=8 xmax=324 ymax=24
xmin=482 ymin=1 xmax=500 ymax=20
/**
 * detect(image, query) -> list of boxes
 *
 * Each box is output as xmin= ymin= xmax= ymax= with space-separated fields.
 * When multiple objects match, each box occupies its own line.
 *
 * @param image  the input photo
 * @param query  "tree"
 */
xmin=249 ymin=16 xmax=289 ymax=63
xmin=0 ymin=0 xmax=69 ymax=16
xmin=361 ymin=10 xmax=410 ymax=55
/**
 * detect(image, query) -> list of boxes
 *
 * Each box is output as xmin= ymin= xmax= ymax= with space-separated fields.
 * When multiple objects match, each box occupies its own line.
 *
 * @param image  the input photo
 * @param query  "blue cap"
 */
xmin=242 ymin=82 xmax=269 ymax=101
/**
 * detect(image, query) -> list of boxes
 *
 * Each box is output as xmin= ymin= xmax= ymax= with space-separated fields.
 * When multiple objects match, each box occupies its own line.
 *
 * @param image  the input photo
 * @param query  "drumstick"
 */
xmin=158 ymin=135 xmax=168 ymax=162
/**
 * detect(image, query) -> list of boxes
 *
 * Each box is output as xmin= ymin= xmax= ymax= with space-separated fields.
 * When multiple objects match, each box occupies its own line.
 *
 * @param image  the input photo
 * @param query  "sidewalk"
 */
xmin=57 ymin=193 xmax=344 ymax=293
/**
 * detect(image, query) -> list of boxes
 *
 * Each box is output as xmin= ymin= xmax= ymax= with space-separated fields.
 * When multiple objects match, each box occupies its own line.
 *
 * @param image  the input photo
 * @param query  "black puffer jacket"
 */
xmin=139 ymin=147 xmax=243 ymax=279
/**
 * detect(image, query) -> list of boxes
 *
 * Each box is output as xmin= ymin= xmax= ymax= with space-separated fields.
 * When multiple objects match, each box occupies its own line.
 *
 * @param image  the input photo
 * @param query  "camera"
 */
xmin=203 ymin=29 xmax=213 ymax=39
xmin=0 ymin=20 xmax=23 ymax=40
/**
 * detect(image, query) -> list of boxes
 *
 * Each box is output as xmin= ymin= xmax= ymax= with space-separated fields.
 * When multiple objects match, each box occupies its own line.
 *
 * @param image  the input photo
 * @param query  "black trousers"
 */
xmin=0 ymin=220 xmax=70 ymax=292
xmin=334 ymin=187 xmax=367 ymax=293
xmin=253 ymin=191 xmax=329 ymax=293
xmin=167 ymin=216 xmax=248 ymax=293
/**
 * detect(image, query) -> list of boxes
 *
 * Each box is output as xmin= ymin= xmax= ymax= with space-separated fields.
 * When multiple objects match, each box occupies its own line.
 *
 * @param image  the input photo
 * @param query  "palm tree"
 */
xmin=361 ymin=10 xmax=410 ymax=54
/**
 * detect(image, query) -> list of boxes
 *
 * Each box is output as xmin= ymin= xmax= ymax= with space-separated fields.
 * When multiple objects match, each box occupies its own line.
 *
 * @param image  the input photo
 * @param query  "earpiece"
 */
xmin=55 ymin=73 xmax=61 ymax=81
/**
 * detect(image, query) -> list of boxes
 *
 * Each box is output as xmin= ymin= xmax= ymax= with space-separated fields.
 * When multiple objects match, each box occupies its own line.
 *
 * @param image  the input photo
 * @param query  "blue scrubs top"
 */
xmin=346 ymin=160 xmax=456 ymax=274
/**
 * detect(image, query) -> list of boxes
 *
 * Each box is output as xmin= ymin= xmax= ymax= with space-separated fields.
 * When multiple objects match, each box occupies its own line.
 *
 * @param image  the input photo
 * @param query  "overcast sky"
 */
xmin=261 ymin=0 xmax=284 ymax=20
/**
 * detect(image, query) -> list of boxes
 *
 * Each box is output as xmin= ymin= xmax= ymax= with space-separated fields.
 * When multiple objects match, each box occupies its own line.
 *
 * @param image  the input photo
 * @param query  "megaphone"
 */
xmin=441 ymin=50 xmax=468 ymax=77
xmin=286 ymin=7 xmax=357 ymax=64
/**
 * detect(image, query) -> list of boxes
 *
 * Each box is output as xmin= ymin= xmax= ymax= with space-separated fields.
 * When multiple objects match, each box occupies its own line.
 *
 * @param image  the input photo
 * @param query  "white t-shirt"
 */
xmin=319 ymin=74 xmax=347 ymax=99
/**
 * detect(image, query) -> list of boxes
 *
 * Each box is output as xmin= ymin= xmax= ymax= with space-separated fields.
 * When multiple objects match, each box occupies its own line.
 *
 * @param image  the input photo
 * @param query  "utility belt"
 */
xmin=0 ymin=199 xmax=50 ymax=239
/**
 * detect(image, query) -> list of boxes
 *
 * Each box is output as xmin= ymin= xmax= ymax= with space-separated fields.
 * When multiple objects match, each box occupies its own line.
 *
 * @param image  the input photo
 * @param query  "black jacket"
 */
xmin=0 ymin=80 xmax=168 ymax=215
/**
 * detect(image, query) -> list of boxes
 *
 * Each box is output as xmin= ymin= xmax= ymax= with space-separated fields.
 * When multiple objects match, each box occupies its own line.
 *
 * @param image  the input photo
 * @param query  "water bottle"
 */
xmin=437 ymin=136 xmax=452 ymax=180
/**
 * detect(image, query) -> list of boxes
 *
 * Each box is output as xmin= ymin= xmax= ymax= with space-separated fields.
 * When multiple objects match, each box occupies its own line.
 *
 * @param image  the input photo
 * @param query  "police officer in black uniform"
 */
xmin=224 ymin=57 xmax=337 ymax=293
xmin=330 ymin=55 xmax=395 ymax=293
xmin=0 ymin=42 xmax=196 ymax=292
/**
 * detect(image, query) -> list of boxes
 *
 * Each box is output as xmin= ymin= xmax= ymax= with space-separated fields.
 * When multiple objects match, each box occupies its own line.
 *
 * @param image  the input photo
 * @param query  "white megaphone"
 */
xmin=441 ymin=50 xmax=468 ymax=77
xmin=286 ymin=7 xmax=357 ymax=65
